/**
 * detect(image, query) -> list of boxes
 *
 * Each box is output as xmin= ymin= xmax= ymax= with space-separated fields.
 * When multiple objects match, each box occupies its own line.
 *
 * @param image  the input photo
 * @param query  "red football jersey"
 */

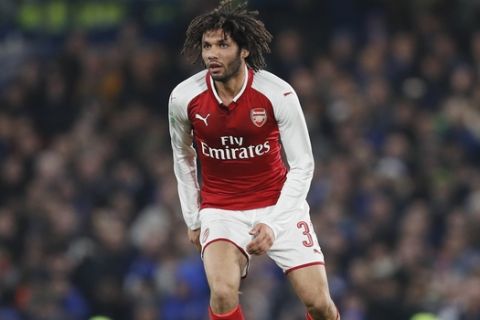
xmin=169 ymin=66 xmax=313 ymax=232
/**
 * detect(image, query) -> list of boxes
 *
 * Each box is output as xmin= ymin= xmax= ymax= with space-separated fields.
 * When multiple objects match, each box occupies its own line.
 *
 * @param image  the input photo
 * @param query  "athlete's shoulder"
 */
xmin=170 ymin=69 xmax=208 ymax=106
xmin=252 ymin=70 xmax=295 ymax=98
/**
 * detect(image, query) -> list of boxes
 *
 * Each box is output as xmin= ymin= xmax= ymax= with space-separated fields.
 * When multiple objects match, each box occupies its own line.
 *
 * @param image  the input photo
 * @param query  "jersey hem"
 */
xmin=200 ymin=199 xmax=278 ymax=211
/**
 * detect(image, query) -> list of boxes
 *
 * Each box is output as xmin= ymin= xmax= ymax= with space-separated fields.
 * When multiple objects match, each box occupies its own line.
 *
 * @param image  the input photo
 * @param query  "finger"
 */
xmin=193 ymin=239 xmax=201 ymax=251
xmin=249 ymin=225 xmax=260 ymax=236
xmin=254 ymin=231 xmax=269 ymax=244
xmin=249 ymin=235 xmax=272 ymax=254
xmin=248 ymin=248 xmax=263 ymax=255
xmin=247 ymin=240 xmax=265 ymax=255
xmin=250 ymin=247 xmax=265 ymax=255
xmin=247 ymin=233 xmax=262 ymax=247
xmin=246 ymin=241 xmax=258 ymax=254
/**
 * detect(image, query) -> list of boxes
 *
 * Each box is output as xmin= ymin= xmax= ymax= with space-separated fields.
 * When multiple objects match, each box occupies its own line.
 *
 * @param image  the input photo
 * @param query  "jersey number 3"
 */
xmin=297 ymin=221 xmax=314 ymax=247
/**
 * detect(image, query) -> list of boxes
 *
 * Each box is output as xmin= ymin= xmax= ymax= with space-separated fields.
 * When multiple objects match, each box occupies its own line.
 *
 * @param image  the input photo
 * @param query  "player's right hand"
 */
xmin=188 ymin=228 xmax=201 ymax=252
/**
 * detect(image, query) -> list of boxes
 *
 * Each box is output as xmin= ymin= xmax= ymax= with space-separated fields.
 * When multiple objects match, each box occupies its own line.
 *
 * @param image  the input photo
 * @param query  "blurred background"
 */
xmin=1 ymin=0 xmax=480 ymax=319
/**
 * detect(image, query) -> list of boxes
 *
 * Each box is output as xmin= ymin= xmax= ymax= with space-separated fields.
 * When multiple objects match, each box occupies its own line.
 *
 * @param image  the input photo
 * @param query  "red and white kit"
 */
xmin=169 ymin=66 xmax=324 ymax=272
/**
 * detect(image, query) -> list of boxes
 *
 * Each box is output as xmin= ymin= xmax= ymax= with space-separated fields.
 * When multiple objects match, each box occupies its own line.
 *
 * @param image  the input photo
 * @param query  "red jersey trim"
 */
xmin=201 ymin=238 xmax=250 ymax=279
xmin=284 ymin=261 xmax=325 ymax=275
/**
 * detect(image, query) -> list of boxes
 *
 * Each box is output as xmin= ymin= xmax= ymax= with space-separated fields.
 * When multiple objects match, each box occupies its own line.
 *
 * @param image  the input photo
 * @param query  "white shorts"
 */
xmin=199 ymin=202 xmax=325 ymax=277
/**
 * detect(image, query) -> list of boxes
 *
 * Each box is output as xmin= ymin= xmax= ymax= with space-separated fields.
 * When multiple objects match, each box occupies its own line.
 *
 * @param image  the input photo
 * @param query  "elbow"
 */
xmin=292 ymin=156 xmax=314 ymax=181
xmin=304 ymin=157 xmax=314 ymax=180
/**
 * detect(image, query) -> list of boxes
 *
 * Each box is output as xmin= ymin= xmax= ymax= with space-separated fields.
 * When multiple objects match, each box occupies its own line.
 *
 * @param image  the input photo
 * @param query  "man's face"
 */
xmin=201 ymin=29 xmax=248 ymax=82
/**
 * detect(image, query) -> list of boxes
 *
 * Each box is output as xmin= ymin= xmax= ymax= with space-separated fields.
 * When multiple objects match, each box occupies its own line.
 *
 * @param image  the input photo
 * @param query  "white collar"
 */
xmin=210 ymin=65 xmax=249 ymax=104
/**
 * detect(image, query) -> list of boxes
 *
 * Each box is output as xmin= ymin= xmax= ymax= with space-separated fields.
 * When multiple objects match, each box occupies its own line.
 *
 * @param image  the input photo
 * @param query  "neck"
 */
xmin=214 ymin=64 xmax=247 ymax=103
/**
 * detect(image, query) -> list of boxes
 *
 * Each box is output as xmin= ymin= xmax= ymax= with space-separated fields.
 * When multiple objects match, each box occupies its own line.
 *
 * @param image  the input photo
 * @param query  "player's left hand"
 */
xmin=247 ymin=223 xmax=274 ymax=255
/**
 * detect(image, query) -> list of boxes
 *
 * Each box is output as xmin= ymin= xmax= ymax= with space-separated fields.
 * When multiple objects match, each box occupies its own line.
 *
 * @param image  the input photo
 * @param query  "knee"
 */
xmin=209 ymin=280 xmax=238 ymax=310
xmin=305 ymin=295 xmax=337 ymax=320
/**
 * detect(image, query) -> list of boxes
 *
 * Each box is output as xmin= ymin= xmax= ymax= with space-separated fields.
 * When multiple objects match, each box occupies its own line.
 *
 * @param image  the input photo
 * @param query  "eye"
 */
xmin=219 ymin=43 xmax=229 ymax=48
xmin=202 ymin=43 xmax=211 ymax=49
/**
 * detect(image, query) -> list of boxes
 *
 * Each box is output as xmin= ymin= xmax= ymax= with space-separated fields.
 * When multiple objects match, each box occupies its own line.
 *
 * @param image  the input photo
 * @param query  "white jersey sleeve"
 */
xmin=253 ymin=72 xmax=314 ymax=238
xmin=168 ymin=72 xmax=207 ymax=230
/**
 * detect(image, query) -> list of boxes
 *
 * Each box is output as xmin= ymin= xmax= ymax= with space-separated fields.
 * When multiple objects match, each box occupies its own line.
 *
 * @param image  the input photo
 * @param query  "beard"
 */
xmin=209 ymin=53 xmax=243 ymax=82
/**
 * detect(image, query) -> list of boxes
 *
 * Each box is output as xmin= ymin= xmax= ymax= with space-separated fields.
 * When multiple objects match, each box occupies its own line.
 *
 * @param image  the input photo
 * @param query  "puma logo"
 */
xmin=195 ymin=113 xmax=210 ymax=126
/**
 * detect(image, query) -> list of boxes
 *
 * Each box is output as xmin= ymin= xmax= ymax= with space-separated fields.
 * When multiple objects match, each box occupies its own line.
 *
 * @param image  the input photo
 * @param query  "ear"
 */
xmin=240 ymin=48 xmax=250 ymax=59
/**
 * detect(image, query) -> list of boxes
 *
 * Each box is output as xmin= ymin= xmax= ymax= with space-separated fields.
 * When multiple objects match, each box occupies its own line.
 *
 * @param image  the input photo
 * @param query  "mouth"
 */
xmin=208 ymin=62 xmax=223 ymax=73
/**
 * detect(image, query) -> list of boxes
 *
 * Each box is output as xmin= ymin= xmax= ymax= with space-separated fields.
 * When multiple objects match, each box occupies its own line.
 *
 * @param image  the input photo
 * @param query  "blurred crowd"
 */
xmin=1 ymin=0 xmax=480 ymax=319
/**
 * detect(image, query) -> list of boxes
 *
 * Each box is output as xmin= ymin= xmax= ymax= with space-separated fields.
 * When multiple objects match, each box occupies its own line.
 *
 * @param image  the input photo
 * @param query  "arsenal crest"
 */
xmin=250 ymin=108 xmax=267 ymax=127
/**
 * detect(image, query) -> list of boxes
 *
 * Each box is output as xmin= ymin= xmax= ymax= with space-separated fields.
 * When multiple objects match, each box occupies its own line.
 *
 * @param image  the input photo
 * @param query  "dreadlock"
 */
xmin=182 ymin=0 xmax=273 ymax=71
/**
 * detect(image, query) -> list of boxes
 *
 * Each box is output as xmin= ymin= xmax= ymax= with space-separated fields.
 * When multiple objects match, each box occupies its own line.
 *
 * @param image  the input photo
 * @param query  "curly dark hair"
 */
xmin=181 ymin=0 xmax=273 ymax=71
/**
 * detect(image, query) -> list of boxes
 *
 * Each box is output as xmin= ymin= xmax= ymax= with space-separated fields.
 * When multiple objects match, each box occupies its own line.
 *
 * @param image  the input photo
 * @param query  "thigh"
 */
xmin=203 ymin=240 xmax=247 ymax=292
xmin=266 ymin=203 xmax=325 ymax=273
xmin=200 ymin=208 xmax=252 ymax=278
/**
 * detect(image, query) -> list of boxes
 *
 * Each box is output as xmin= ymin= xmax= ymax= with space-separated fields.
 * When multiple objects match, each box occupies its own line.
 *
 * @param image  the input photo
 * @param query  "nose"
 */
xmin=205 ymin=44 xmax=220 ymax=59
xmin=207 ymin=49 xmax=218 ymax=61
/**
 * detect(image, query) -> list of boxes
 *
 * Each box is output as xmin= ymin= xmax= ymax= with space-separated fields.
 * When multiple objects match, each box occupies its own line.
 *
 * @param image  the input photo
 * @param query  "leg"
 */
xmin=203 ymin=240 xmax=248 ymax=315
xmin=287 ymin=264 xmax=339 ymax=320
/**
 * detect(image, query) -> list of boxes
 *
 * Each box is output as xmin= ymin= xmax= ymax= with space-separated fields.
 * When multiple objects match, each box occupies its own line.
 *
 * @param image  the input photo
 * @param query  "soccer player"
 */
xmin=168 ymin=1 xmax=339 ymax=319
